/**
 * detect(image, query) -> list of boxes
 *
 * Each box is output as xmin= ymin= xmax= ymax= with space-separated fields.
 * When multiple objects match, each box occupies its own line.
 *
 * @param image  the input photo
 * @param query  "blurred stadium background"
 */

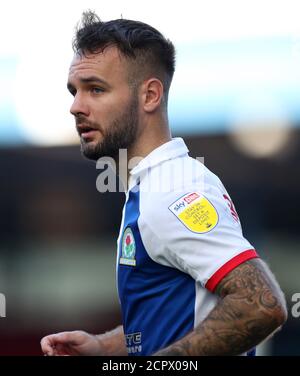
xmin=1 ymin=0 xmax=299 ymax=355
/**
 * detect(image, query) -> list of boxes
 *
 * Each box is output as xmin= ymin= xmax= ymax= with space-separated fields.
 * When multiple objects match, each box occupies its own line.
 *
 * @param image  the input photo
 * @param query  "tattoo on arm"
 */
xmin=154 ymin=258 xmax=287 ymax=356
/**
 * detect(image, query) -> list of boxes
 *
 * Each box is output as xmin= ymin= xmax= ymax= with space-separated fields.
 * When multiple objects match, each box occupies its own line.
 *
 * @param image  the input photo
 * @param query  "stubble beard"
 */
xmin=80 ymin=93 xmax=139 ymax=161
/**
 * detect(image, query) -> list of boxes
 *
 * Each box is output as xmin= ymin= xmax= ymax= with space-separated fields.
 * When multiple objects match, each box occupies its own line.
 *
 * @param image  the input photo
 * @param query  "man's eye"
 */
xmin=92 ymin=87 xmax=104 ymax=94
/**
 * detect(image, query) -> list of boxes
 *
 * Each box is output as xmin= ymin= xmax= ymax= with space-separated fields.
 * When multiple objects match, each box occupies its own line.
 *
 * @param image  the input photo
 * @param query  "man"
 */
xmin=41 ymin=11 xmax=287 ymax=356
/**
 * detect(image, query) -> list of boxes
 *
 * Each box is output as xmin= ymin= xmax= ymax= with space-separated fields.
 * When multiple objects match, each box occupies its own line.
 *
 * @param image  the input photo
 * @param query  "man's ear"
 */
xmin=141 ymin=78 xmax=164 ymax=113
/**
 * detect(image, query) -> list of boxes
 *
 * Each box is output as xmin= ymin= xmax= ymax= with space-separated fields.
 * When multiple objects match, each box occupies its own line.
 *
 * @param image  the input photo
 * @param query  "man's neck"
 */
xmin=130 ymin=113 xmax=171 ymax=157
xmin=118 ymin=123 xmax=172 ymax=191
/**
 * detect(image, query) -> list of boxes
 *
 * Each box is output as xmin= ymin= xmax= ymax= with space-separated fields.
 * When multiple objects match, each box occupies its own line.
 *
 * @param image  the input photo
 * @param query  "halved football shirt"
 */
xmin=117 ymin=138 xmax=258 ymax=356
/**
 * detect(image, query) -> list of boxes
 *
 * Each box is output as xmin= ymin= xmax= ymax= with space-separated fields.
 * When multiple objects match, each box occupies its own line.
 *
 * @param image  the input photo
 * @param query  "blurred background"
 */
xmin=0 ymin=0 xmax=300 ymax=355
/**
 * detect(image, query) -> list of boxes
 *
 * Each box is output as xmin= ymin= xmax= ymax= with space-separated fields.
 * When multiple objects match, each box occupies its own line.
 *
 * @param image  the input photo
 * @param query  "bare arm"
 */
xmin=96 ymin=325 xmax=127 ymax=356
xmin=41 ymin=325 xmax=127 ymax=356
xmin=154 ymin=258 xmax=287 ymax=356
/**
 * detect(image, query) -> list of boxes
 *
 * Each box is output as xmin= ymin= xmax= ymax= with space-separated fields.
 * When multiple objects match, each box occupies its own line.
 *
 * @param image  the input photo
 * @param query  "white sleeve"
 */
xmin=140 ymin=180 xmax=258 ymax=292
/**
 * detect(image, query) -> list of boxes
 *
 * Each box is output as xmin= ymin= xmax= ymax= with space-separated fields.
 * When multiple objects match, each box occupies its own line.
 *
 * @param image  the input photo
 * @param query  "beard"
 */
xmin=79 ymin=93 xmax=139 ymax=161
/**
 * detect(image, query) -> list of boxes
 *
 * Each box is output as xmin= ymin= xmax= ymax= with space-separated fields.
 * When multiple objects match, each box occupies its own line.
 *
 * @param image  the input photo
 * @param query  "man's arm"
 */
xmin=41 ymin=325 xmax=127 ymax=356
xmin=154 ymin=258 xmax=287 ymax=356
xmin=96 ymin=325 xmax=128 ymax=356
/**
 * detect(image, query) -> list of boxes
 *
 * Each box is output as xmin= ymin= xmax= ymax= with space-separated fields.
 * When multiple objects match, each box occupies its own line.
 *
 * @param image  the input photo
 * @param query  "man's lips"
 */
xmin=76 ymin=124 xmax=98 ymax=139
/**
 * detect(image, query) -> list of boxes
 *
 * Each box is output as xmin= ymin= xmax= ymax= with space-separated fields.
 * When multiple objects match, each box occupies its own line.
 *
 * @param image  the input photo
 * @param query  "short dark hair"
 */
xmin=72 ymin=10 xmax=176 ymax=100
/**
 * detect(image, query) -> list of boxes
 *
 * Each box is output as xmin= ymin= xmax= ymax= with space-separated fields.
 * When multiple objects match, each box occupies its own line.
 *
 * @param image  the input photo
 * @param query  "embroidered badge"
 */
xmin=120 ymin=227 xmax=136 ymax=266
xmin=168 ymin=192 xmax=219 ymax=233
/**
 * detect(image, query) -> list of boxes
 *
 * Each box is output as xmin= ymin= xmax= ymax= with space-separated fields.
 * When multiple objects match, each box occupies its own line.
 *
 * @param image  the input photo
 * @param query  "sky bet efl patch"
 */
xmin=168 ymin=192 xmax=219 ymax=234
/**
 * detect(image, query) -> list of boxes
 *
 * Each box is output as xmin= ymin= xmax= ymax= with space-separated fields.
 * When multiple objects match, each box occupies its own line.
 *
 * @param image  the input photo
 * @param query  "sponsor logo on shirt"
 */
xmin=168 ymin=192 xmax=219 ymax=233
xmin=120 ymin=227 xmax=136 ymax=266
xmin=125 ymin=332 xmax=142 ymax=354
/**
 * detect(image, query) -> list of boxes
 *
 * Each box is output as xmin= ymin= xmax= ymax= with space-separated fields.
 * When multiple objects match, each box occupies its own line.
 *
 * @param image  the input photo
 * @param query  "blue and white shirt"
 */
xmin=117 ymin=138 xmax=258 ymax=356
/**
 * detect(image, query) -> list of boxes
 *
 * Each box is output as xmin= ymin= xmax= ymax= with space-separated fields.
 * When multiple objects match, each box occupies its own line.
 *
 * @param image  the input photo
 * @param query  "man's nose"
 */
xmin=70 ymin=93 xmax=90 ymax=117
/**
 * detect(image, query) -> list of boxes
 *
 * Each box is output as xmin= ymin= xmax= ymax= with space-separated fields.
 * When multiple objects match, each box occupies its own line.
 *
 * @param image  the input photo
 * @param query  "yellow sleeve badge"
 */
xmin=168 ymin=192 xmax=219 ymax=234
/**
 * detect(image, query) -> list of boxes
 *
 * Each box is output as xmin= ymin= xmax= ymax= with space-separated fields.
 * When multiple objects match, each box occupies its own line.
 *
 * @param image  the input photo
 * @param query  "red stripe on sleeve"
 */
xmin=205 ymin=249 xmax=259 ymax=293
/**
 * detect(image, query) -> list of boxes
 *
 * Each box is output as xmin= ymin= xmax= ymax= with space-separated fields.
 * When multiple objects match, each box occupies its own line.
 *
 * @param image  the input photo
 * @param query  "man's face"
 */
xmin=67 ymin=47 xmax=139 ymax=160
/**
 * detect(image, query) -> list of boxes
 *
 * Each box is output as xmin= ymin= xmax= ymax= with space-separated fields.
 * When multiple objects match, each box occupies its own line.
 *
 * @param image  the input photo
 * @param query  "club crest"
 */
xmin=120 ymin=227 xmax=136 ymax=266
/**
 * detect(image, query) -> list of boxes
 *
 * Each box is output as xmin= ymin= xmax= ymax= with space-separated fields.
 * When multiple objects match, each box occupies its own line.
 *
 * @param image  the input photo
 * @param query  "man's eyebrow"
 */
xmin=67 ymin=76 xmax=110 ymax=91
xmin=79 ymin=76 xmax=110 ymax=86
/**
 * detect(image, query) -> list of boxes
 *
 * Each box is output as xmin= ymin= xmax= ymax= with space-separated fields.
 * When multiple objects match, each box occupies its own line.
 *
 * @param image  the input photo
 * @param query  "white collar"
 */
xmin=126 ymin=138 xmax=189 ymax=192
xmin=130 ymin=138 xmax=189 ymax=177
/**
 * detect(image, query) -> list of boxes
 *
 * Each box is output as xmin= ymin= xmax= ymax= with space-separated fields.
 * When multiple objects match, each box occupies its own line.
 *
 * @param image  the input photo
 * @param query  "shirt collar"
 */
xmin=130 ymin=137 xmax=189 ymax=177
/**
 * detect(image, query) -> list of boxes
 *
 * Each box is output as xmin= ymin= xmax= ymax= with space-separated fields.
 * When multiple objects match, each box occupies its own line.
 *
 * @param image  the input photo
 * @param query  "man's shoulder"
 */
xmin=138 ymin=158 xmax=225 ymax=230
xmin=140 ymin=155 xmax=223 ymax=199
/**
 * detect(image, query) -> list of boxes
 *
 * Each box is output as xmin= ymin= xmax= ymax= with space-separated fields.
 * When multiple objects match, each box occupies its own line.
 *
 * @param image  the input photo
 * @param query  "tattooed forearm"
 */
xmin=154 ymin=258 xmax=287 ymax=356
